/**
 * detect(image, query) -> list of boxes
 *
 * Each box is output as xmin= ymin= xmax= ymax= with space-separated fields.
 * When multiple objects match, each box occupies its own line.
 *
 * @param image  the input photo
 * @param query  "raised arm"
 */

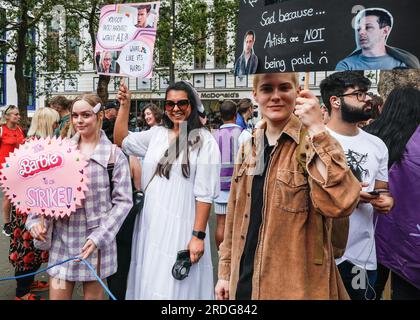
xmin=114 ymin=79 xmax=131 ymax=147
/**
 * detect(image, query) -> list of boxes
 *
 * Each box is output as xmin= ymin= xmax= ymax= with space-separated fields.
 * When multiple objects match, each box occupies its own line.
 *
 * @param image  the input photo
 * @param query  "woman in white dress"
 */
xmin=114 ymin=81 xmax=221 ymax=300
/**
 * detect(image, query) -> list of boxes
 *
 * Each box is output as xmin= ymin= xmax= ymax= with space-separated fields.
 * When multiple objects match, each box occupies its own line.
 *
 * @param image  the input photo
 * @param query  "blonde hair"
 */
xmin=0 ymin=105 xmax=18 ymax=125
xmin=70 ymin=93 xmax=104 ymax=139
xmin=27 ymin=107 xmax=60 ymax=138
xmin=253 ymin=73 xmax=299 ymax=90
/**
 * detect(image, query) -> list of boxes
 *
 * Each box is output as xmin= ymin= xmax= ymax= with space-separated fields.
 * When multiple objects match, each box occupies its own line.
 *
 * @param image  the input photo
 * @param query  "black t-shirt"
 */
xmin=236 ymin=134 xmax=274 ymax=300
xmin=102 ymin=118 xmax=115 ymax=142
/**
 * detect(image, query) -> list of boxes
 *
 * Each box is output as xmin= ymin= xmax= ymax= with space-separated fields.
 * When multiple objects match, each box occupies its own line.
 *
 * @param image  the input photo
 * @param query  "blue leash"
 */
xmin=0 ymin=256 xmax=117 ymax=300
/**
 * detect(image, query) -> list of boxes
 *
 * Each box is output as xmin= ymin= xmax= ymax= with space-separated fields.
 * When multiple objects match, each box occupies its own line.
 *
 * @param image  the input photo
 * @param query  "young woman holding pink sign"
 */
xmin=28 ymin=94 xmax=132 ymax=300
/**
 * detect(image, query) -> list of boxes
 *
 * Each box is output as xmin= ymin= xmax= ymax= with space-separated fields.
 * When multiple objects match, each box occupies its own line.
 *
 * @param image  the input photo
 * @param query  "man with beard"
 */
xmin=320 ymin=71 xmax=394 ymax=300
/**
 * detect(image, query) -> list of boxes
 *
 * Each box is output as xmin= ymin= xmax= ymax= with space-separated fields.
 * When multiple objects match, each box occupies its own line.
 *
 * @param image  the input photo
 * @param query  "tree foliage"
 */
xmin=378 ymin=69 xmax=420 ymax=100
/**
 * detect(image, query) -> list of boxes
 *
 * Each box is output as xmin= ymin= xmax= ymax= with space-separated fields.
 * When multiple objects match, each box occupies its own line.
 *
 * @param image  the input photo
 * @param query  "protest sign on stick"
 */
xmin=235 ymin=0 xmax=420 ymax=75
xmin=95 ymin=2 xmax=160 ymax=78
xmin=0 ymin=137 xmax=89 ymax=219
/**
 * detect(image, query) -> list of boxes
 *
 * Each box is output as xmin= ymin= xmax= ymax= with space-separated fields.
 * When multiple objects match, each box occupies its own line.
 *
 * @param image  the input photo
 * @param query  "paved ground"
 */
xmin=0 ymin=193 xmax=219 ymax=300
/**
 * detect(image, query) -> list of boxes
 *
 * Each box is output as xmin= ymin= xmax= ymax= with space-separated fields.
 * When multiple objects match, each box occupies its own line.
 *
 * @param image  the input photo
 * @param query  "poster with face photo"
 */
xmin=95 ymin=2 xmax=160 ymax=78
xmin=235 ymin=0 xmax=420 ymax=74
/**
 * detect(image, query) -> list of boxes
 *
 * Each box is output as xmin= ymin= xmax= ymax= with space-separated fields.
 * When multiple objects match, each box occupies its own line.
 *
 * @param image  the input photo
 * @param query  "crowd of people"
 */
xmin=0 ymin=71 xmax=419 ymax=300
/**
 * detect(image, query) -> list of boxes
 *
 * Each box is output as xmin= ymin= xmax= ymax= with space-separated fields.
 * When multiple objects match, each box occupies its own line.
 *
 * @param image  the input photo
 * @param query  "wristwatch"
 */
xmin=192 ymin=230 xmax=206 ymax=240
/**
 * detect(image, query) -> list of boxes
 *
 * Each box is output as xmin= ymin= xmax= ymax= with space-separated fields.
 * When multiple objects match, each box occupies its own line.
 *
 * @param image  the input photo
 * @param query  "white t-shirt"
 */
xmin=238 ymin=128 xmax=252 ymax=146
xmin=327 ymin=127 xmax=389 ymax=270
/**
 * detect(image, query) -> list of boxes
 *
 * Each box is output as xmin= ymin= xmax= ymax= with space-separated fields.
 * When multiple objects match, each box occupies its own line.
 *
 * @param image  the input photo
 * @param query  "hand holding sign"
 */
xmin=0 ymin=137 xmax=89 ymax=219
xmin=294 ymin=90 xmax=325 ymax=137
xmin=117 ymin=79 xmax=131 ymax=110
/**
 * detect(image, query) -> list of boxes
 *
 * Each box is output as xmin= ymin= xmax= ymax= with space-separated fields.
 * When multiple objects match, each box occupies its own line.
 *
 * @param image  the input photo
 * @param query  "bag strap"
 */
xmin=295 ymin=128 xmax=325 ymax=266
xmin=107 ymin=144 xmax=156 ymax=196
xmin=143 ymin=169 xmax=157 ymax=193
xmin=107 ymin=144 xmax=117 ymax=195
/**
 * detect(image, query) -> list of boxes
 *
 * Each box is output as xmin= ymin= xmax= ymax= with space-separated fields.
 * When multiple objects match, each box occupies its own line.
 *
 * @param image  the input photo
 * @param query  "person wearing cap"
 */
xmin=102 ymin=101 xmax=120 ymax=142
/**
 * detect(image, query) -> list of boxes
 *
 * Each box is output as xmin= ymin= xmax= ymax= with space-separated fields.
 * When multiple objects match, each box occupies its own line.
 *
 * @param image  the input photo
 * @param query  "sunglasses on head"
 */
xmin=4 ymin=105 xmax=14 ymax=114
xmin=164 ymin=99 xmax=190 ymax=111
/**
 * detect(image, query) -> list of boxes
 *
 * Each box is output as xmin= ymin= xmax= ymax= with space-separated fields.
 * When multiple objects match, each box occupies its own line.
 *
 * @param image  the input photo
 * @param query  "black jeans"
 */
xmin=374 ymin=263 xmax=390 ymax=300
xmin=392 ymin=272 xmax=420 ymax=300
xmin=337 ymin=260 xmax=377 ymax=300
xmin=373 ymin=263 xmax=420 ymax=300
xmin=15 ymin=268 xmax=37 ymax=297
xmin=107 ymin=208 xmax=137 ymax=300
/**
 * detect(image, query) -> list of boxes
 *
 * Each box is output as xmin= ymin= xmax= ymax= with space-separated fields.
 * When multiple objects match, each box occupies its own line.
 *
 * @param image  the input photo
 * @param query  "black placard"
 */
xmin=234 ymin=0 xmax=420 ymax=75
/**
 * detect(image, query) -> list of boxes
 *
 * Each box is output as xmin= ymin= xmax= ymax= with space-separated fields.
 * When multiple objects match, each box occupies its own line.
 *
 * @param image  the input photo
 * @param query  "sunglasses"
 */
xmin=164 ymin=99 xmax=190 ymax=111
xmin=4 ymin=105 xmax=14 ymax=114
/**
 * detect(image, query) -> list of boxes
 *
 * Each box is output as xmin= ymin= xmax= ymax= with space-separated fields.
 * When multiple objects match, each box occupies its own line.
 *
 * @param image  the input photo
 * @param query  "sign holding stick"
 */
xmin=235 ymin=0 xmax=420 ymax=75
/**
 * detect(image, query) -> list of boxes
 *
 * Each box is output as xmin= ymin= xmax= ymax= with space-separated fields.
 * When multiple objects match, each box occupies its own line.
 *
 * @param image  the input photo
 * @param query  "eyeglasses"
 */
xmin=164 ymin=99 xmax=190 ymax=111
xmin=337 ymin=91 xmax=374 ymax=102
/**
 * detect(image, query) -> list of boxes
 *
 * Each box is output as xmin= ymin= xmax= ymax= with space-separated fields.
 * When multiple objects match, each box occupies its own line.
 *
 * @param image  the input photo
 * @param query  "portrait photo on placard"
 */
xmin=236 ymin=0 xmax=420 ymax=73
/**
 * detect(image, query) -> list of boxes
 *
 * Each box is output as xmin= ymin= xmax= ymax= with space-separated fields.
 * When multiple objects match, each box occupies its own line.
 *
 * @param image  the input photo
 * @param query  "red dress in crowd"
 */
xmin=0 ymin=124 xmax=25 ymax=165
xmin=0 ymin=128 xmax=49 ymax=271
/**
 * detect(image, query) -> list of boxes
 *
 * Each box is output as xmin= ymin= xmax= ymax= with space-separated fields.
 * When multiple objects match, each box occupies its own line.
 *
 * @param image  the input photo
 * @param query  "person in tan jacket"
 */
xmin=215 ymin=72 xmax=361 ymax=300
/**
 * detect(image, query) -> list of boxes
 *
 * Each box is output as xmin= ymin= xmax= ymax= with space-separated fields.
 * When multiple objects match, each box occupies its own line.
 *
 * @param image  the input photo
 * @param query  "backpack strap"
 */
xmin=107 ymin=144 xmax=117 ymax=195
xmin=296 ymin=127 xmax=325 ymax=266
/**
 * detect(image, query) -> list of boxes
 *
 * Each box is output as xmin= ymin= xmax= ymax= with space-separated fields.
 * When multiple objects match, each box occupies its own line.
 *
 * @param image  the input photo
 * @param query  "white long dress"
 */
xmin=123 ymin=126 xmax=220 ymax=300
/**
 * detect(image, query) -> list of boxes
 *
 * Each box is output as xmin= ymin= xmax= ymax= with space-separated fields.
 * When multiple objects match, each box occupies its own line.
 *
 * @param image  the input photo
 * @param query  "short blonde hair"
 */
xmin=27 ymin=107 xmax=60 ymax=138
xmin=70 ymin=93 xmax=104 ymax=139
xmin=253 ymin=73 xmax=299 ymax=90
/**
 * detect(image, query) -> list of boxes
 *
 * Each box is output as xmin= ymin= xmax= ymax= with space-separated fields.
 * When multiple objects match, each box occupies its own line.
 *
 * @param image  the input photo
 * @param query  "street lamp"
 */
xmin=169 ymin=0 xmax=175 ymax=84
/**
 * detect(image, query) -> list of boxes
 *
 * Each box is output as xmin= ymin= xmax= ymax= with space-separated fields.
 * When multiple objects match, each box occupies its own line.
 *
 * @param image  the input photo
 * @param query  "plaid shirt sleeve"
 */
xmin=87 ymin=149 xmax=133 ymax=249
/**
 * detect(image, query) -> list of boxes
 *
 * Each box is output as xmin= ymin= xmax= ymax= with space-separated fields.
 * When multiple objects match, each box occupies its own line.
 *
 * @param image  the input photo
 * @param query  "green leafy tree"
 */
xmin=0 ymin=0 xmax=70 ymax=127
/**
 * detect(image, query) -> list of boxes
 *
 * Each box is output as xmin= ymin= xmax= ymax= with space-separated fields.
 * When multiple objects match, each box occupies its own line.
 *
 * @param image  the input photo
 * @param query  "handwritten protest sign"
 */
xmin=235 ymin=0 xmax=420 ymax=75
xmin=0 ymin=137 xmax=89 ymax=219
xmin=95 ymin=2 xmax=160 ymax=78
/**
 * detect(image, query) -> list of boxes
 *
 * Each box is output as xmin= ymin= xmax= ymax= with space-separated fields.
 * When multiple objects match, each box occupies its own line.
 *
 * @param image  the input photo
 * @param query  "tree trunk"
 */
xmin=96 ymin=75 xmax=111 ymax=104
xmin=14 ymin=3 xmax=29 ymax=130
xmin=378 ymin=69 xmax=420 ymax=100
xmin=87 ymin=1 xmax=111 ymax=104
